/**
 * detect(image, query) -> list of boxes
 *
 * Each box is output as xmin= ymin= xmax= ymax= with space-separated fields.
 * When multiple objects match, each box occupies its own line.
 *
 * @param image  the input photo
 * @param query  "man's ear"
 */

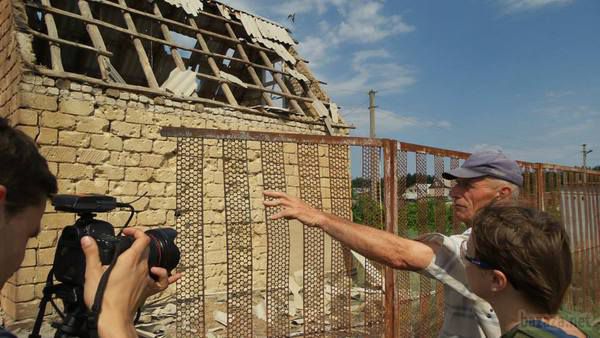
xmin=491 ymin=270 xmax=508 ymax=292
xmin=497 ymin=186 xmax=512 ymax=200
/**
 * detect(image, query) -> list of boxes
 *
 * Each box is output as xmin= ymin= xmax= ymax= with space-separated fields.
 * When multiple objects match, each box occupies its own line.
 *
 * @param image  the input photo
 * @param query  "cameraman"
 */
xmin=0 ymin=117 xmax=178 ymax=337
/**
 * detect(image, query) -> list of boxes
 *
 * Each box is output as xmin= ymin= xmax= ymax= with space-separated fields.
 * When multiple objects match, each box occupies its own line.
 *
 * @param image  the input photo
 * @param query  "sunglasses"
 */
xmin=460 ymin=240 xmax=499 ymax=270
xmin=460 ymin=240 xmax=520 ymax=290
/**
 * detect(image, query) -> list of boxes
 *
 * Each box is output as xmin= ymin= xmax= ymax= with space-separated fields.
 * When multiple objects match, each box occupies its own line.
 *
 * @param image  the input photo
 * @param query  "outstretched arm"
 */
xmin=264 ymin=191 xmax=437 ymax=271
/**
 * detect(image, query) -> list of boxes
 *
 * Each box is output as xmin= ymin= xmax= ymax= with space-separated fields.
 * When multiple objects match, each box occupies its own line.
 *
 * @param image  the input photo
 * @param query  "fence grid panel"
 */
xmin=163 ymin=127 xmax=600 ymax=337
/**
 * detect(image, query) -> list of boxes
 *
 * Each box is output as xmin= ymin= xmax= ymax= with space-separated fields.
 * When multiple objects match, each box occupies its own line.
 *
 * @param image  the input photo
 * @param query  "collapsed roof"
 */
xmin=15 ymin=0 xmax=345 ymax=129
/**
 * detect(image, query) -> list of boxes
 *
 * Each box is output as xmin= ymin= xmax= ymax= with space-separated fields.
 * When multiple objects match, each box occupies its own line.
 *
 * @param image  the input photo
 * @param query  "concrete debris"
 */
xmin=289 ymin=275 xmax=303 ymax=312
xmin=351 ymin=250 xmax=385 ymax=292
xmin=253 ymin=299 xmax=266 ymax=321
xmin=292 ymin=270 xmax=303 ymax=286
xmin=151 ymin=303 xmax=177 ymax=317
xmin=160 ymin=68 xmax=198 ymax=97
xmin=136 ymin=328 xmax=159 ymax=338
xmin=13 ymin=268 xmax=398 ymax=337
xmin=163 ymin=0 xmax=203 ymax=16
xmin=213 ymin=310 xmax=228 ymax=326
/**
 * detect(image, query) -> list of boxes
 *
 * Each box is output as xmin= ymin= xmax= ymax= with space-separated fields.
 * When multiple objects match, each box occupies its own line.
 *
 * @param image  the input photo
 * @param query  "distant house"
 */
xmin=404 ymin=180 xmax=451 ymax=201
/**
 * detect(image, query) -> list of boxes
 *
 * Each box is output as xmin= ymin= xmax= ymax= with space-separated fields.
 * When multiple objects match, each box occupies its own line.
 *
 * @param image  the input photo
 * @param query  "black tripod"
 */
xmin=29 ymin=269 xmax=92 ymax=338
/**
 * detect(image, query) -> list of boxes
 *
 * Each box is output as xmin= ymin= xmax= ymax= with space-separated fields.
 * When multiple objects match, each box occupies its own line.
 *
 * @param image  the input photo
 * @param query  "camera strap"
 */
xmin=87 ymin=241 xmax=126 ymax=338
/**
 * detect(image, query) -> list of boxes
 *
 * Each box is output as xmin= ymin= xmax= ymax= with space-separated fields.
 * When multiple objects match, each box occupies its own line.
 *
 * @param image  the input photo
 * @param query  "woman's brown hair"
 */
xmin=471 ymin=205 xmax=572 ymax=314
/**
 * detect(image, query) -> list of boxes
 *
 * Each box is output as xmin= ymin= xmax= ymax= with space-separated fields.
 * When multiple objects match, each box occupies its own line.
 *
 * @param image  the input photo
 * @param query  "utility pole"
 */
xmin=582 ymin=144 xmax=592 ymax=183
xmin=368 ymin=89 xmax=377 ymax=138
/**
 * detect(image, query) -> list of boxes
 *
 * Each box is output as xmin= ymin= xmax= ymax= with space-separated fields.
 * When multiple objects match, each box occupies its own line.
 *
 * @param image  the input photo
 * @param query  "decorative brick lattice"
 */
xmin=416 ymin=152 xmax=433 ymax=337
xmin=328 ymin=144 xmax=352 ymax=333
xmin=223 ymin=139 xmax=253 ymax=337
xmin=396 ymin=150 xmax=414 ymax=336
xmin=298 ymin=143 xmax=325 ymax=335
xmin=361 ymin=146 xmax=384 ymax=328
xmin=433 ymin=155 xmax=446 ymax=333
xmin=261 ymin=141 xmax=290 ymax=337
xmin=176 ymin=137 xmax=205 ymax=337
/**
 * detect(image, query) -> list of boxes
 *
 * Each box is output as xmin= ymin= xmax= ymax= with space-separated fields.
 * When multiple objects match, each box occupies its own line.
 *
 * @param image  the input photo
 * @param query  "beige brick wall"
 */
xmin=0 ymin=0 xmax=22 ymax=120
xmin=1 ymin=72 xmax=349 ymax=324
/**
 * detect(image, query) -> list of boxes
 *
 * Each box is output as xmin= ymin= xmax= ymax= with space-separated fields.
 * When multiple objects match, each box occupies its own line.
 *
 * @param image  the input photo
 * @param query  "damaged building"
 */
xmin=0 ymin=0 xmax=354 ymax=334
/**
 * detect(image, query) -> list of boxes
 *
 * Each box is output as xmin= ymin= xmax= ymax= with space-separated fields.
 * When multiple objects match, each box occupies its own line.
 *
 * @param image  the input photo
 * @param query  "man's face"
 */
xmin=450 ymin=177 xmax=499 ymax=224
xmin=0 ymin=200 xmax=45 ymax=287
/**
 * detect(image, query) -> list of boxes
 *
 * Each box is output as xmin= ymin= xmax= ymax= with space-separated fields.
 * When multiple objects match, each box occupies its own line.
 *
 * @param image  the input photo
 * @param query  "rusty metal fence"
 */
xmin=163 ymin=127 xmax=600 ymax=337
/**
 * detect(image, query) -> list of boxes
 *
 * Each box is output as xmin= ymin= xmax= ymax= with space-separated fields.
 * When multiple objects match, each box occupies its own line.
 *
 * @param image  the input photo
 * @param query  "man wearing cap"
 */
xmin=264 ymin=151 xmax=522 ymax=337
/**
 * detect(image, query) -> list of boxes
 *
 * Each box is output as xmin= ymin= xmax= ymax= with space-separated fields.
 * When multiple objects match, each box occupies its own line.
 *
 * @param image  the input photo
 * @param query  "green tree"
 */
xmin=352 ymin=194 xmax=383 ymax=229
xmin=351 ymin=177 xmax=370 ymax=189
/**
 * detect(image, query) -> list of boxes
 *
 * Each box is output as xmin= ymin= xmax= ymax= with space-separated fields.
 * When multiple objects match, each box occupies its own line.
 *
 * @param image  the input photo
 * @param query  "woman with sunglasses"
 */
xmin=462 ymin=205 xmax=596 ymax=337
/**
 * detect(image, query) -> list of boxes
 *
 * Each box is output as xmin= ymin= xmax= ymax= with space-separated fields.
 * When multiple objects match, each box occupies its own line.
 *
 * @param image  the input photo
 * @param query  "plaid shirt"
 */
xmin=418 ymin=229 xmax=502 ymax=338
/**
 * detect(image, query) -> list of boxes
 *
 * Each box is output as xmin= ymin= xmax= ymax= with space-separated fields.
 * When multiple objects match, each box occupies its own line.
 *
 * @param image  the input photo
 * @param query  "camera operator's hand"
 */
xmin=80 ymin=228 xmax=169 ymax=338
xmin=145 ymin=266 xmax=182 ymax=302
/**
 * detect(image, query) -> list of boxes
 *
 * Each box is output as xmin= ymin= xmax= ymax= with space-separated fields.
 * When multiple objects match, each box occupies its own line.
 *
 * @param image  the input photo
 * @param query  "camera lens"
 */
xmin=146 ymin=228 xmax=180 ymax=272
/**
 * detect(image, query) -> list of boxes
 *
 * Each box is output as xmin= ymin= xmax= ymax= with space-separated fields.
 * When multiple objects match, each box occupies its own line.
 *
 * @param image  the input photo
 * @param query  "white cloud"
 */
xmin=218 ymin=0 xmax=261 ymax=13
xmin=352 ymin=49 xmax=391 ymax=67
xmin=545 ymin=90 xmax=574 ymax=98
xmin=472 ymin=144 xmax=505 ymax=153
xmin=326 ymin=49 xmax=415 ymax=97
xmin=498 ymin=0 xmax=575 ymax=13
xmin=333 ymin=1 xmax=414 ymax=44
xmin=298 ymin=0 xmax=414 ymax=69
xmin=298 ymin=36 xmax=333 ymax=66
xmin=486 ymin=103 xmax=600 ymax=165
xmin=267 ymin=0 xmax=332 ymax=16
xmin=533 ymin=104 xmax=600 ymax=120
xmin=342 ymin=106 xmax=451 ymax=137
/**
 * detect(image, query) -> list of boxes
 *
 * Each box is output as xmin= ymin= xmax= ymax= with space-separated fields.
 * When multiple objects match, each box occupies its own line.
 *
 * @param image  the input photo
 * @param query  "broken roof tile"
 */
xmin=163 ymin=0 xmax=204 ymax=16
xmin=219 ymin=70 xmax=247 ymax=88
xmin=19 ymin=0 xmax=344 ymax=125
xmin=160 ymin=68 xmax=198 ymax=97
xmin=216 ymin=3 xmax=231 ymax=20
xmin=286 ymin=67 xmax=309 ymax=83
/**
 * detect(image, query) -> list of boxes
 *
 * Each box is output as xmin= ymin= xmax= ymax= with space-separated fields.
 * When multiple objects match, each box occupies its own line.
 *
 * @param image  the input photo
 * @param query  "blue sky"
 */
xmin=221 ymin=0 xmax=600 ymax=167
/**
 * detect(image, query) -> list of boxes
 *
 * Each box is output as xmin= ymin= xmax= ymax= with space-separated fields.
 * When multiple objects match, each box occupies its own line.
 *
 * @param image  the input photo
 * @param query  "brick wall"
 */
xmin=0 ymin=0 xmax=22 ymax=120
xmin=0 ymin=71 xmax=348 ymax=324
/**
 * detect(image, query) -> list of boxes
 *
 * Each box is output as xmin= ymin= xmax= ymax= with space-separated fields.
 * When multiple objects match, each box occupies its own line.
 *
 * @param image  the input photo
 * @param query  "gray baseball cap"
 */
xmin=442 ymin=151 xmax=523 ymax=187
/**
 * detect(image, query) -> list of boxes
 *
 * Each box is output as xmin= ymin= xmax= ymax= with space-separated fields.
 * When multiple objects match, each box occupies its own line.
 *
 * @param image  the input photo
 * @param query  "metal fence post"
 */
xmin=383 ymin=139 xmax=398 ymax=338
xmin=536 ymin=163 xmax=545 ymax=211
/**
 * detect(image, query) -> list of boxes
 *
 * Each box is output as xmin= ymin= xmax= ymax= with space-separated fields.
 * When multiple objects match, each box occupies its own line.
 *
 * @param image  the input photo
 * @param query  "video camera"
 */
xmin=30 ymin=194 xmax=180 ymax=338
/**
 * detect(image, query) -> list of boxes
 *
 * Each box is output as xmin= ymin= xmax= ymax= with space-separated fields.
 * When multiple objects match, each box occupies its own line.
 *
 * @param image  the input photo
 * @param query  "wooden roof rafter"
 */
xmin=26 ymin=2 xmax=293 ymax=77
xmin=20 ymin=0 xmax=342 ymax=129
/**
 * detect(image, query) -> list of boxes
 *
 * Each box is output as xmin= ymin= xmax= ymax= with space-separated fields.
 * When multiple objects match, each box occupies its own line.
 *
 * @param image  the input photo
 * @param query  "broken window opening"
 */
xmin=222 ymin=48 xmax=235 ymax=67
